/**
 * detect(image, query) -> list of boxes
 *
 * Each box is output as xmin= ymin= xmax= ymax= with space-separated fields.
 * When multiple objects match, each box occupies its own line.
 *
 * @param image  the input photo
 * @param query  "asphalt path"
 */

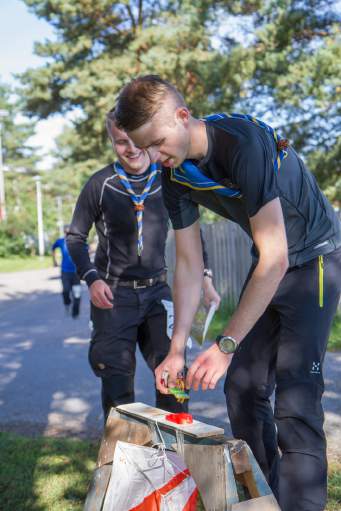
xmin=0 ymin=268 xmax=340 ymax=459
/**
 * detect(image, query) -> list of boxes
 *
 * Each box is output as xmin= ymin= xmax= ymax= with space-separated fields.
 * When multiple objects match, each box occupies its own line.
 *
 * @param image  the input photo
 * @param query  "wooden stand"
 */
xmin=84 ymin=403 xmax=280 ymax=511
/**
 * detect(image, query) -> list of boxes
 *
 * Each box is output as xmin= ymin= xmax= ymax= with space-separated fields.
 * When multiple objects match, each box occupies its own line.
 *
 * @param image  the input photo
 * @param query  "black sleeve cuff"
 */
xmin=170 ymin=206 xmax=200 ymax=230
xmin=248 ymin=192 xmax=279 ymax=218
xmin=83 ymin=268 xmax=100 ymax=287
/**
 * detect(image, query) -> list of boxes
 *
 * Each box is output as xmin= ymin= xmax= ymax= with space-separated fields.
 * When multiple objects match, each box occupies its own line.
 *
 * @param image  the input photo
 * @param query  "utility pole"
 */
xmin=0 ymin=109 xmax=8 ymax=222
xmin=56 ymin=196 xmax=64 ymax=237
xmin=33 ymin=175 xmax=45 ymax=256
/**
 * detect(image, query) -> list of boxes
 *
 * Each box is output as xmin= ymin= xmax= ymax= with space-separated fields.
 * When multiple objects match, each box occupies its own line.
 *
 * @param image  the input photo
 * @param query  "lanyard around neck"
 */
xmin=114 ymin=162 xmax=158 ymax=256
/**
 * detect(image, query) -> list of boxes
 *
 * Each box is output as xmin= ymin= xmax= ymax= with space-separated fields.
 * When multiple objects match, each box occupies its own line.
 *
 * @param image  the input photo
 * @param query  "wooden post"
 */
xmin=181 ymin=443 xmax=239 ymax=511
xmin=228 ymin=439 xmax=280 ymax=510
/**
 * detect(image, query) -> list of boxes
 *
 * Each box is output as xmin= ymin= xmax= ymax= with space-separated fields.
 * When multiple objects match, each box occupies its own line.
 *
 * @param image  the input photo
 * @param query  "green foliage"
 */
xmin=0 ymin=183 xmax=41 ymax=257
xmin=328 ymin=462 xmax=341 ymax=511
xmin=233 ymin=0 xmax=341 ymax=203
xmin=0 ymin=255 xmax=51 ymax=272
xmin=3 ymin=174 xmax=77 ymax=258
xmin=0 ymin=82 xmax=38 ymax=171
xmin=193 ymin=300 xmax=341 ymax=352
xmin=0 ymin=82 xmax=43 ymax=256
xmin=1 ymin=0 xmax=335 ymax=260
xmin=18 ymin=0 xmax=340 ymax=204
xmin=191 ymin=299 xmax=234 ymax=344
xmin=0 ymin=225 xmax=30 ymax=257
xmin=200 ymin=206 xmax=221 ymax=224
xmin=0 ymin=80 xmax=79 ymax=256
xmin=307 ymin=137 xmax=341 ymax=204
xmin=20 ymin=0 xmax=252 ymax=178
xmin=328 ymin=312 xmax=341 ymax=352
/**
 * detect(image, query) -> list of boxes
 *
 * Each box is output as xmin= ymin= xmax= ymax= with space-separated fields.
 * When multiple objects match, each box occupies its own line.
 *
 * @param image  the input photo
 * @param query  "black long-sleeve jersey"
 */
xmin=67 ymin=163 xmax=209 ymax=287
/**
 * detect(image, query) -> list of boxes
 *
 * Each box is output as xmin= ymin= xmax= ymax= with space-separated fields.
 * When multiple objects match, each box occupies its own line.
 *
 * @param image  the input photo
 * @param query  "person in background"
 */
xmin=52 ymin=225 xmax=81 ymax=318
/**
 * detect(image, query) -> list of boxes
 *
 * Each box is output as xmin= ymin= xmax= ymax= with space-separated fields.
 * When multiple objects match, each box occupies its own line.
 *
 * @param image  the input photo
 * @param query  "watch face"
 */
xmin=219 ymin=337 xmax=236 ymax=354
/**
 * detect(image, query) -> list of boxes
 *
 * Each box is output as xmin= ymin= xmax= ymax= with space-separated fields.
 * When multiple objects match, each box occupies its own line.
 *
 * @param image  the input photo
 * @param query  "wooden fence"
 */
xmin=165 ymin=220 xmax=252 ymax=305
xmin=166 ymin=213 xmax=341 ymax=308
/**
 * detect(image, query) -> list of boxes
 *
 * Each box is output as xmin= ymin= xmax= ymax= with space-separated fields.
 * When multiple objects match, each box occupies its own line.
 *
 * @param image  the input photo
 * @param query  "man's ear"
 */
xmin=175 ymin=107 xmax=190 ymax=126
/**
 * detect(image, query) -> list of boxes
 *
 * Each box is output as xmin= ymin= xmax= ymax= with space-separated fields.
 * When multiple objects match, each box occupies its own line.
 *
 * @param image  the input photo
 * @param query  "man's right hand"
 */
xmin=155 ymin=350 xmax=185 ymax=394
xmin=89 ymin=280 xmax=114 ymax=309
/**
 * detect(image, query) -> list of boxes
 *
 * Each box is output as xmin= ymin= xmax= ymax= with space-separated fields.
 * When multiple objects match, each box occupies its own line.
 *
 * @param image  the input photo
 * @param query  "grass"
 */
xmin=0 ymin=255 xmax=52 ymax=273
xmin=0 ymin=432 xmax=98 ymax=511
xmin=192 ymin=301 xmax=341 ymax=352
xmin=328 ymin=312 xmax=341 ymax=351
xmin=327 ymin=462 xmax=341 ymax=511
xmin=205 ymin=301 xmax=235 ymax=341
xmin=0 ymin=432 xmax=340 ymax=510
xmin=191 ymin=301 xmax=234 ymax=346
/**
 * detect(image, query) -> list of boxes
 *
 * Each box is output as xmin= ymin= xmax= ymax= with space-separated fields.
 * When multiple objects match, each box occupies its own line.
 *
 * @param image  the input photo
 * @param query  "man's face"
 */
xmin=127 ymin=104 xmax=191 ymax=168
xmin=109 ymin=123 xmax=150 ymax=174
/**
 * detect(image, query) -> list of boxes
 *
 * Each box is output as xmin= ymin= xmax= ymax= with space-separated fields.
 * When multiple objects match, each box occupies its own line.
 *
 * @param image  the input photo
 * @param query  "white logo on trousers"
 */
xmin=310 ymin=362 xmax=321 ymax=374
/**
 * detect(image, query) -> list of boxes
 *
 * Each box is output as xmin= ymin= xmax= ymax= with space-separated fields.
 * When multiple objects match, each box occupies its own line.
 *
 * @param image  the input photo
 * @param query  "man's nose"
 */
xmin=127 ymin=139 xmax=138 ymax=153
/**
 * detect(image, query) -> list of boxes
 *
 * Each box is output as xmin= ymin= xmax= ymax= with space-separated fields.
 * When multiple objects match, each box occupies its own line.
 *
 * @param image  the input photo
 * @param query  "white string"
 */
xmin=150 ymin=420 xmax=194 ymax=506
xmin=117 ymin=420 xmax=192 ymax=506
xmin=149 ymin=420 xmax=168 ymax=468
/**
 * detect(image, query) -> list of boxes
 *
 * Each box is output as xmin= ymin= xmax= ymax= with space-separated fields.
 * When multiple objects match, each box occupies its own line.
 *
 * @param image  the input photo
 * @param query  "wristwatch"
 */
xmin=215 ymin=335 xmax=238 ymax=354
xmin=204 ymin=268 xmax=213 ymax=279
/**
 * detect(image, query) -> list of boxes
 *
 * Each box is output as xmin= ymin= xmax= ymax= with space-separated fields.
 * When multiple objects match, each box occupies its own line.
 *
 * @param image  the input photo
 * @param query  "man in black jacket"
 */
xmin=67 ymin=116 xmax=220 ymax=422
xmin=114 ymin=75 xmax=341 ymax=511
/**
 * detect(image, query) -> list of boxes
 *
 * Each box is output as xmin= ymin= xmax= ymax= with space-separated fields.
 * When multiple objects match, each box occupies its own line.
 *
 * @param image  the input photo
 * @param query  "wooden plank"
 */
xmin=228 ymin=440 xmax=272 ymax=498
xmin=229 ymin=440 xmax=272 ymax=499
xmin=244 ymin=443 xmax=272 ymax=498
xmin=83 ymin=465 xmax=112 ymax=511
xmin=231 ymin=495 xmax=281 ymax=511
xmin=236 ymin=471 xmax=260 ymax=499
xmin=97 ymin=409 xmax=151 ymax=468
xmin=182 ymin=443 xmax=238 ymax=511
xmin=116 ymin=402 xmax=224 ymax=438
xmin=229 ymin=439 xmax=256 ymax=498
xmin=229 ymin=440 xmax=252 ymax=475
xmin=224 ymin=445 xmax=240 ymax=509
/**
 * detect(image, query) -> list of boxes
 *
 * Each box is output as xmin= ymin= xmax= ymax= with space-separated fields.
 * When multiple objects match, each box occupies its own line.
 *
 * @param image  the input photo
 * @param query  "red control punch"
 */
xmin=165 ymin=413 xmax=193 ymax=424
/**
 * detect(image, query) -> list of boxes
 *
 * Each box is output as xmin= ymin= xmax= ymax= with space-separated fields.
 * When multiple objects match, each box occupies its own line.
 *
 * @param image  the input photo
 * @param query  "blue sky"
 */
xmin=1 ymin=0 xmax=53 ymax=83
xmin=1 ymin=0 xmax=64 ymax=168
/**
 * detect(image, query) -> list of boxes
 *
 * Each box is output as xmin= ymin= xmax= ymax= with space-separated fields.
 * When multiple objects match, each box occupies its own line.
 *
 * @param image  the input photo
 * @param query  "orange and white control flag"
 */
xmin=102 ymin=441 xmax=198 ymax=511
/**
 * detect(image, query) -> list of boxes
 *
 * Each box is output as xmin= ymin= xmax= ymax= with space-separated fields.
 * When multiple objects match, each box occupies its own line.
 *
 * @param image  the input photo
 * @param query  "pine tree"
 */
xmin=20 ymin=0 xmax=340 ymax=203
xmin=20 ymin=0 xmax=251 ymax=176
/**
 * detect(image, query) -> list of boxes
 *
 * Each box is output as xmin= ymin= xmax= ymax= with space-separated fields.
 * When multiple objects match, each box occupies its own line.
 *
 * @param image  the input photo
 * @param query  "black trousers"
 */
xmin=225 ymin=248 xmax=341 ymax=511
xmin=61 ymin=271 xmax=81 ymax=317
xmin=89 ymin=281 xmax=188 ymax=421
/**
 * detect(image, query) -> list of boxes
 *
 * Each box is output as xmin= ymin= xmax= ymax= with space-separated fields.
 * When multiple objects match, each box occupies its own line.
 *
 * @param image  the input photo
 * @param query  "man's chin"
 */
xmin=163 ymin=158 xmax=178 ymax=168
xmin=124 ymin=157 xmax=145 ymax=169
xmin=127 ymin=157 xmax=143 ymax=165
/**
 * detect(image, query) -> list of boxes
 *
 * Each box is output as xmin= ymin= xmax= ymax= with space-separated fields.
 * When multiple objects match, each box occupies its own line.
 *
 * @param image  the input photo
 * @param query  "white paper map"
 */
xmin=202 ymin=301 xmax=218 ymax=343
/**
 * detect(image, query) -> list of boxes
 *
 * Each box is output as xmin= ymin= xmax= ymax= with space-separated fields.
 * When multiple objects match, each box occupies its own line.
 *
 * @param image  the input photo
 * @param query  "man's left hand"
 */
xmin=186 ymin=343 xmax=233 ymax=391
